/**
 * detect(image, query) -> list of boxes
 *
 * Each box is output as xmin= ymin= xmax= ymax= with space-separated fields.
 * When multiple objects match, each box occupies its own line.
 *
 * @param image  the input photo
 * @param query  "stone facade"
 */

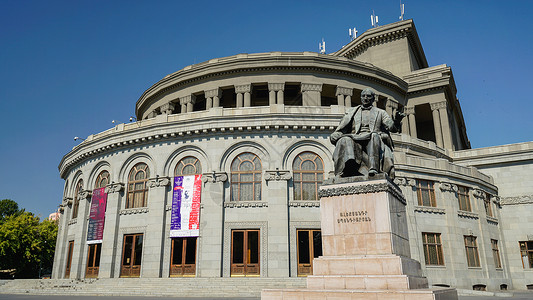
xmin=52 ymin=20 xmax=533 ymax=292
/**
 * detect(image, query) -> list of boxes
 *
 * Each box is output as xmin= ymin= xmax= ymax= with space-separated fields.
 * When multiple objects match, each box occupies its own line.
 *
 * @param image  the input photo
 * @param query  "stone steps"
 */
xmin=0 ymin=278 xmax=306 ymax=297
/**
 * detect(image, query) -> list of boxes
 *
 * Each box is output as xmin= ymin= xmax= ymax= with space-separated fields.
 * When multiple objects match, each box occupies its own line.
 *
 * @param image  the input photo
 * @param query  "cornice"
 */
xmin=224 ymin=201 xmax=268 ymax=208
xmin=319 ymin=179 xmax=405 ymax=204
xmin=414 ymin=206 xmax=445 ymax=215
xmin=289 ymin=201 xmax=320 ymax=208
xmin=500 ymin=195 xmax=533 ymax=206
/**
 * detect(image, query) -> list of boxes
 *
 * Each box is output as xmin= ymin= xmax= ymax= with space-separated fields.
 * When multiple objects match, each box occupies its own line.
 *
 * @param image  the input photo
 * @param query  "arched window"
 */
xmin=231 ymin=153 xmax=261 ymax=201
xmin=72 ymin=179 xmax=83 ymax=219
xmin=174 ymin=156 xmax=202 ymax=176
xmin=293 ymin=152 xmax=324 ymax=200
xmin=126 ymin=163 xmax=149 ymax=208
xmin=95 ymin=170 xmax=110 ymax=189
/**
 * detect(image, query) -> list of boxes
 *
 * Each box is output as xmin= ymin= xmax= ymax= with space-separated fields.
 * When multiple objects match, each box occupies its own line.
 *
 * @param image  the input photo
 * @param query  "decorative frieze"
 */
xmin=105 ymin=182 xmax=124 ymax=194
xmin=289 ymin=201 xmax=320 ymax=208
xmin=439 ymin=182 xmax=457 ymax=192
xmin=204 ymin=88 xmax=222 ymax=98
xmin=300 ymin=83 xmax=323 ymax=92
xmin=457 ymin=210 xmax=479 ymax=219
xmin=414 ymin=206 xmax=446 ymax=214
xmin=394 ymin=177 xmax=416 ymax=187
xmin=473 ymin=189 xmax=486 ymax=199
xmin=430 ymin=101 xmax=447 ymax=111
xmin=335 ymin=86 xmax=353 ymax=96
xmin=120 ymin=207 xmax=149 ymax=215
xmin=268 ymin=83 xmax=285 ymax=91
xmin=386 ymin=99 xmax=399 ymax=110
xmin=148 ymin=176 xmax=171 ymax=188
xmin=68 ymin=219 xmax=77 ymax=225
xmin=264 ymin=169 xmax=291 ymax=181
xmin=404 ymin=106 xmax=415 ymax=115
xmin=224 ymin=201 xmax=268 ymax=208
xmin=202 ymin=172 xmax=228 ymax=183
xmin=179 ymin=94 xmax=196 ymax=105
xmin=319 ymin=180 xmax=405 ymax=204
xmin=160 ymin=103 xmax=175 ymax=115
xmin=486 ymin=216 xmax=499 ymax=224
xmin=500 ymin=195 xmax=533 ymax=205
xmin=235 ymin=84 xmax=252 ymax=93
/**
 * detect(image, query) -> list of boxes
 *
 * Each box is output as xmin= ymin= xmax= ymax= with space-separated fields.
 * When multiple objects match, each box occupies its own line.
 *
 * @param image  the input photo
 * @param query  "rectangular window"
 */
xmin=464 ymin=236 xmax=481 ymax=267
xmin=458 ymin=186 xmax=471 ymax=212
xmin=65 ymin=241 xmax=74 ymax=278
xmin=484 ymin=194 xmax=493 ymax=217
xmin=416 ymin=180 xmax=436 ymax=207
xmin=422 ymin=232 xmax=444 ymax=266
xmin=297 ymin=229 xmax=322 ymax=276
xmin=519 ymin=241 xmax=533 ymax=269
xmin=491 ymin=239 xmax=502 ymax=269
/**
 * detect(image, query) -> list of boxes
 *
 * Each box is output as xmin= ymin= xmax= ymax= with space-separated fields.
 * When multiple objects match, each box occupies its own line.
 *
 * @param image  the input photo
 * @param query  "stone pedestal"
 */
xmin=262 ymin=177 xmax=457 ymax=299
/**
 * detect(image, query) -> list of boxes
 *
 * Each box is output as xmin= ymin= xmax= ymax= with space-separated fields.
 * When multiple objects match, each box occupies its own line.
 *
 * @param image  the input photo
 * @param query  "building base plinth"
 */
xmin=262 ymin=287 xmax=458 ymax=300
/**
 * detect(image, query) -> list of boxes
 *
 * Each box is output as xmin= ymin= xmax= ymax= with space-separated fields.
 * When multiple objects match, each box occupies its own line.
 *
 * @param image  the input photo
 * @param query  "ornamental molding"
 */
xmin=202 ymin=171 xmax=228 ymax=183
xmin=235 ymin=84 xmax=252 ymax=93
xmin=119 ymin=225 xmax=147 ymax=233
xmin=439 ymin=182 xmax=458 ymax=192
xmin=78 ymin=190 xmax=92 ymax=200
xmin=386 ymin=99 xmax=399 ymax=110
xmin=147 ymin=176 xmax=171 ymax=188
xmin=62 ymin=196 xmax=73 ymax=205
xmin=179 ymin=94 xmax=195 ymax=105
xmin=457 ymin=210 xmax=479 ymax=219
xmin=500 ymin=195 xmax=533 ymax=206
xmin=343 ymin=29 xmax=410 ymax=59
xmin=335 ymin=86 xmax=353 ymax=96
xmin=289 ymin=201 xmax=320 ymax=208
xmin=473 ymin=189 xmax=486 ymax=199
xmin=105 ymin=182 xmax=124 ymax=194
xmin=68 ymin=219 xmax=77 ymax=225
xmin=394 ymin=177 xmax=416 ymax=187
xmin=160 ymin=102 xmax=175 ymax=114
xmin=319 ymin=180 xmax=405 ymax=204
xmin=268 ymin=83 xmax=285 ymax=91
xmin=204 ymin=88 xmax=222 ymax=98
xmin=301 ymin=83 xmax=323 ymax=92
xmin=430 ymin=101 xmax=447 ymax=111
xmin=486 ymin=216 xmax=499 ymax=224
xmin=264 ymin=169 xmax=291 ymax=181
xmin=224 ymin=201 xmax=268 ymax=208
xmin=119 ymin=207 xmax=149 ymax=215
xmin=404 ymin=106 xmax=415 ymax=115
xmin=414 ymin=206 xmax=446 ymax=214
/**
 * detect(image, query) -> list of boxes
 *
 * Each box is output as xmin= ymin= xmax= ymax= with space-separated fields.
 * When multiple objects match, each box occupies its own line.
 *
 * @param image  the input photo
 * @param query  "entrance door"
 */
xmin=231 ymin=229 xmax=260 ymax=276
xmin=85 ymin=243 xmax=101 ymax=278
xmin=65 ymin=241 xmax=74 ymax=278
xmin=120 ymin=234 xmax=143 ymax=277
xmin=170 ymin=237 xmax=197 ymax=277
xmin=297 ymin=229 xmax=322 ymax=276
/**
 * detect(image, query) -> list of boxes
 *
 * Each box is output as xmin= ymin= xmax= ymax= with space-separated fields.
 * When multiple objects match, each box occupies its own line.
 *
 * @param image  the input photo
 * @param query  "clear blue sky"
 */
xmin=1 ymin=0 xmax=532 ymax=218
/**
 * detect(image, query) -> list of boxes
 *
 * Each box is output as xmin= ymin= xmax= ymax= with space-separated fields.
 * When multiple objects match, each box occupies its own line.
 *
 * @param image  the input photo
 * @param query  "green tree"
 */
xmin=0 ymin=199 xmax=22 ymax=223
xmin=0 ymin=212 xmax=58 ymax=278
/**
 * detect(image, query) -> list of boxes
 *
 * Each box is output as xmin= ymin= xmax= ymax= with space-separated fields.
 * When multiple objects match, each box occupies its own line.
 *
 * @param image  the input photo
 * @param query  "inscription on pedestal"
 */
xmin=337 ymin=211 xmax=371 ymax=223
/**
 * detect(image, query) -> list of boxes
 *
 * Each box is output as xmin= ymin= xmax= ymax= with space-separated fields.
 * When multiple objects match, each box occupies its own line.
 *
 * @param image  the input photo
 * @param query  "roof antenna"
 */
xmin=319 ymin=38 xmax=326 ymax=54
xmin=399 ymin=1 xmax=405 ymax=20
xmin=349 ymin=27 xmax=358 ymax=40
xmin=371 ymin=10 xmax=379 ymax=28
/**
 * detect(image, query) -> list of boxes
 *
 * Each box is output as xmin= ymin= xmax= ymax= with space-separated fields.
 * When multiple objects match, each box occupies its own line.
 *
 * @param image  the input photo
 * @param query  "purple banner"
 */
xmin=170 ymin=175 xmax=202 ymax=237
xmin=87 ymin=187 xmax=107 ymax=244
xmin=170 ymin=176 xmax=184 ymax=232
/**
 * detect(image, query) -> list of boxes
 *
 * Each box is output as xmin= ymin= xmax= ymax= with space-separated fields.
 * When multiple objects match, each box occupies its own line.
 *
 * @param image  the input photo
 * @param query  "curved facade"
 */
xmin=53 ymin=20 xmax=533 ymax=291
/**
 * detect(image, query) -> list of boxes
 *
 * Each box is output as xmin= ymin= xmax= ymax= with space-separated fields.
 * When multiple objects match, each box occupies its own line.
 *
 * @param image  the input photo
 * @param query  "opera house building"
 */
xmin=52 ymin=20 xmax=533 ymax=292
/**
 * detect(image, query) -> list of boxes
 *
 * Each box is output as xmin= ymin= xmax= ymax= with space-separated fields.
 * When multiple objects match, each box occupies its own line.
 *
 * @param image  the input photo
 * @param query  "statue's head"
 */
xmin=361 ymin=88 xmax=375 ymax=108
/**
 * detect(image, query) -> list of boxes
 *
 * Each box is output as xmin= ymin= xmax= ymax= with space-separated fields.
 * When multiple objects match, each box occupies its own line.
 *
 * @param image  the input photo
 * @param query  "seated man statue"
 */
xmin=330 ymin=88 xmax=404 ymax=178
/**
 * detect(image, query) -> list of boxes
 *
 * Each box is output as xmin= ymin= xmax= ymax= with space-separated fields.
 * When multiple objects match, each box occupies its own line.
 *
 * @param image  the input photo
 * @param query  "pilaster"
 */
xmin=205 ymin=88 xmax=222 ymax=109
xmin=99 ymin=182 xmax=124 ymax=278
xmin=301 ymin=83 xmax=322 ymax=106
xmin=160 ymin=102 xmax=175 ymax=115
xmin=52 ymin=197 xmax=72 ymax=279
xmin=430 ymin=101 xmax=446 ymax=148
xmin=437 ymin=101 xmax=453 ymax=150
xmin=335 ymin=86 xmax=353 ymax=107
xmin=179 ymin=95 xmax=196 ymax=113
xmin=198 ymin=172 xmax=228 ymax=277
xmin=404 ymin=106 xmax=417 ymax=138
xmin=142 ymin=176 xmax=171 ymax=277
xmin=385 ymin=98 xmax=398 ymax=117
xmin=72 ymin=189 xmax=92 ymax=279
xmin=264 ymin=169 xmax=292 ymax=277
xmin=235 ymin=84 xmax=252 ymax=107
xmin=268 ymin=83 xmax=285 ymax=105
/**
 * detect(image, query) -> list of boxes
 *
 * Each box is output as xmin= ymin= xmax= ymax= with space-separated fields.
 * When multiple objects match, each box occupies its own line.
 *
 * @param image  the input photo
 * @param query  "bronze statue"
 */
xmin=330 ymin=88 xmax=404 ymax=178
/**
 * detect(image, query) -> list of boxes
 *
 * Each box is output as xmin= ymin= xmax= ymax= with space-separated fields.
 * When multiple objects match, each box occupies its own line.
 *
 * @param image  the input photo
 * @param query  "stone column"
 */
xmin=264 ymin=169 xmax=292 ymax=277
xmin=187 ymin=95 xmax=196 ymax=112
xmin=437 ymin=101 xmax=453 ymax=150
xmin=52 ymin=197 xmax=72 ymax=279
xmin=268 ymin=83 xmax=285 ymax=105
xmin=99 ymin=182 xmax=124 ymax=278
xmin=373 ymin=94 xmax=379 ymax=107
xmin=385 ymin=98 xmax=398 ymax=117
xmin=236 ymin=93 xmax=243 ymax=108
xmin=205 ymin=88 xmax=222 ymax=109
xmin=404 ymin=106 xmax=417 ymax=138
xmin=179 ymin=97 xmax=188 ymax=113
xmin=301 ymin=83 xmax=322 ymax=106
xmin=160 ymin=103 xmax=175 ymax=115
xmin=430 ymin=102 xmax=445 ymax=148
xmin=235 ymin=84 xmax=252 ymax=107
xmin=197 ymin=172 xmax=227 ymax=277
xmin=72 ymin=189 xmax=92 ymax=279
xmin=335 ymin=86 xmax=353 ymax=107
xmin=142 ymin=176 xmax=171 ymax=277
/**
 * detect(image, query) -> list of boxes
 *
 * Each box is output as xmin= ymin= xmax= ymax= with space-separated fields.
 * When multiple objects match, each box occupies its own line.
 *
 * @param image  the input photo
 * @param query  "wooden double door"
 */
xmin=297 ymin=229 xmax=322 ymax=276
xmin=120 ymin=234 xmax=143 ymax=277
xmin=170 ymin=237 xmax=197 ymax=277
xmin=231 ymin=229 xmax=260 ymax=276
xmin=85 ymin=243 xmax=101 ymax=278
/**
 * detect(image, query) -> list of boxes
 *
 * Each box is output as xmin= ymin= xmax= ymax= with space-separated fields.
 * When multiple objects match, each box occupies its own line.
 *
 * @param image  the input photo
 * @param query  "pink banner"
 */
xmin=170 ymin=175 xmax=202 ymax=237
xmin=87 ymin=187 xmax=107 ymax=244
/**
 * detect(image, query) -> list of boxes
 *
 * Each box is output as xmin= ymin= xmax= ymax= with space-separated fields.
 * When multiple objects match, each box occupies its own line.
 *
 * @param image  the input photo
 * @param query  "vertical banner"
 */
xmin=87 ymin=187 xmax=107 ymax=244
xmin=170 ymin=174 xmax=202 ymax=237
